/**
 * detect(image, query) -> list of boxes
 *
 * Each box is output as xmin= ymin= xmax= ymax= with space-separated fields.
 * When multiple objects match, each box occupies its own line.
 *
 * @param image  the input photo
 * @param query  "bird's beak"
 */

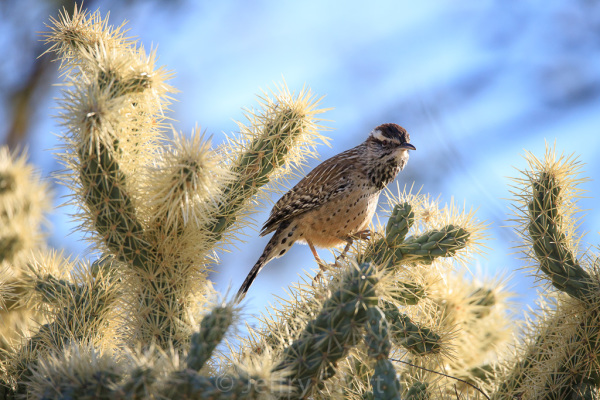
xmin=400 ymin=143 xmax=416 ymax=151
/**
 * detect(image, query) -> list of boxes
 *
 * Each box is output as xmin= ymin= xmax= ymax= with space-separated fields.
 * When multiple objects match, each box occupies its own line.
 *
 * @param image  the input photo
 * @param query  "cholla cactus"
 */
xmin=0 ymin=6 xmax=500 ymax=399
xmin=5 ymin=5 xmax=600 ymax=400
xmin=491 ymin=147 xmax=600 ymax=399
xmin=0 ymin=148 xmax=53 ymax=354
xmin=2 ymin=253 xmax=122 ymax=396
xmin=44 ymin=4 xmax=328 ymax=352
xmin=0 ymin=148 xmax=50 ymax=266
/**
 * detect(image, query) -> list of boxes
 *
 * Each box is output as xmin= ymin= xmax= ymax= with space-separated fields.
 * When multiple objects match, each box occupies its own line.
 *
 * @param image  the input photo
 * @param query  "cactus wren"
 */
xmin=236 ymin=123 xmax=416 ymax=300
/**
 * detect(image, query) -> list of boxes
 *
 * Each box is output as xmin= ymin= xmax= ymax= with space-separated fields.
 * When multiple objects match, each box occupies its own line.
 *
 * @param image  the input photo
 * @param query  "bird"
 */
xmin=235 ymin=123 xmax=416 ymax=301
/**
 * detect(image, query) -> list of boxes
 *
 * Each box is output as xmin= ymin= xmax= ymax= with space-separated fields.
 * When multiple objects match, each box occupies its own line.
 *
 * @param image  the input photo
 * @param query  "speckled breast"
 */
xmin=295 ymin=187 xmax=381 ymax=248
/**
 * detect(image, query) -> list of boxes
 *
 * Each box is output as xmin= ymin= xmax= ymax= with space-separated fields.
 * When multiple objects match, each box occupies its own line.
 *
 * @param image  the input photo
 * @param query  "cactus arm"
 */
xmin=527 ymin=173 xmax=593 ymax=301
xmin=364 ymin=306 xmax=401 ymax=400
xmin=272 ymin=262 xmax=379 ymax=399
xmin=186 ymin=304 xmax=235 ymax=371
xmin=382 ymin=302 xmax=442 ymax=356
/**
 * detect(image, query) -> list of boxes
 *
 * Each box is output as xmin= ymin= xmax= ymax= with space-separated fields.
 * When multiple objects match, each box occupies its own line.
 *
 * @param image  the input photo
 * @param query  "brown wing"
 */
xmin=260 ymin=146 xmax=362 ymax=236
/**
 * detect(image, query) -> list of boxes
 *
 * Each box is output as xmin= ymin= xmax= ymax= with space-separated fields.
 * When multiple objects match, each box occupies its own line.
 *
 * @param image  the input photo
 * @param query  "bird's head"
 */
xmin=366 ymin=123 xmax=416 ymax=168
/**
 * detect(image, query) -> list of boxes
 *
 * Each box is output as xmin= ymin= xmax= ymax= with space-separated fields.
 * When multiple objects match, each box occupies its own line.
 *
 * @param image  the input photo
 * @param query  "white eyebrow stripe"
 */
xmin=370 ymin=129 xmax=401 ymax=144
xmin=370 ymin=129 xmax=386 ymax=141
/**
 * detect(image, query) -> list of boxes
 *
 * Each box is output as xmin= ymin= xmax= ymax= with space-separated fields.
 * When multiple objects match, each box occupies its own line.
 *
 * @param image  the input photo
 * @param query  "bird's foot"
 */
xmin=312 ymin=260 xmax=331 ymax=287
xmin=333 ymin=253 xmax=346 ymax=266
xmin=333 ymin=230 xmax=372 ymax=265
xmin=353 ymin=229 xmax=371 ymax=241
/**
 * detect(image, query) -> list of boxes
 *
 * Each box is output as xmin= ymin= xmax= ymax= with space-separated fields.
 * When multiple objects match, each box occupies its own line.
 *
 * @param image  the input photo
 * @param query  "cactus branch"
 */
xmin=527 ymin=172 xmax=594 ymax=301
xmin=186 ymin=304 xmax=235 ymax=371
xmin=382 ymin=302 xmax=442 ymax=356
xmin=272 ymin=262 xmax=379 ymax=399
xmin=364 ymin=306 xmax=401 ymax=399
xmin=206 ymin=87 xmax=327 ymax=244
xmin=360 ymin=204 xmax=471 ymax=272
xmin=161 ymin=369 xmax=274 ymax=399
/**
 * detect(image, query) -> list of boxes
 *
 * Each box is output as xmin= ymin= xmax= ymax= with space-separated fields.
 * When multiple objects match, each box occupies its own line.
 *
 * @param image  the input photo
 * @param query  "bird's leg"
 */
xmin=310 ymin=230 xmax=372 ymax=285
xmin=308 ymin=240 xmax=329 ymax=285
xmin=307 ymin=240 xmax=325 ymax=265
xmin=353 ymin=229 xmax=371 ymax=240
xmin=335 ymin=239 xmax=354 ymax=264
xmin=335 ymin=229 xmax=371 ymax=264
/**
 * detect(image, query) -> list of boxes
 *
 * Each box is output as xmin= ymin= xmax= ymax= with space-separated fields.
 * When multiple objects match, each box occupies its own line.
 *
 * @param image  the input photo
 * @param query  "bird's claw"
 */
xmin=334 ymin=252 xmax=346 ymax=264
xmin=312 ymin=231 xmax=372 ymax=286
xmin=353 ymin=229 xmax=371 ymax=240
xmin=312 ymin=260 xmax=337 ymax=286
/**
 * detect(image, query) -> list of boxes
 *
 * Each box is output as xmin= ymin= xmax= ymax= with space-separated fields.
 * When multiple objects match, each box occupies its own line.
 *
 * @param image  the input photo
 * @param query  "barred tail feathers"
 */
xmin=235 ymin=221 xmax=295 ymax=301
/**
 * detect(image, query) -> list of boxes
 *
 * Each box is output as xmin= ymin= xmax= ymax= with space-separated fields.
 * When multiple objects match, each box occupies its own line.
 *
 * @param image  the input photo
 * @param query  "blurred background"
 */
xmin=2 ymin=0 xmax=600 ymax=320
